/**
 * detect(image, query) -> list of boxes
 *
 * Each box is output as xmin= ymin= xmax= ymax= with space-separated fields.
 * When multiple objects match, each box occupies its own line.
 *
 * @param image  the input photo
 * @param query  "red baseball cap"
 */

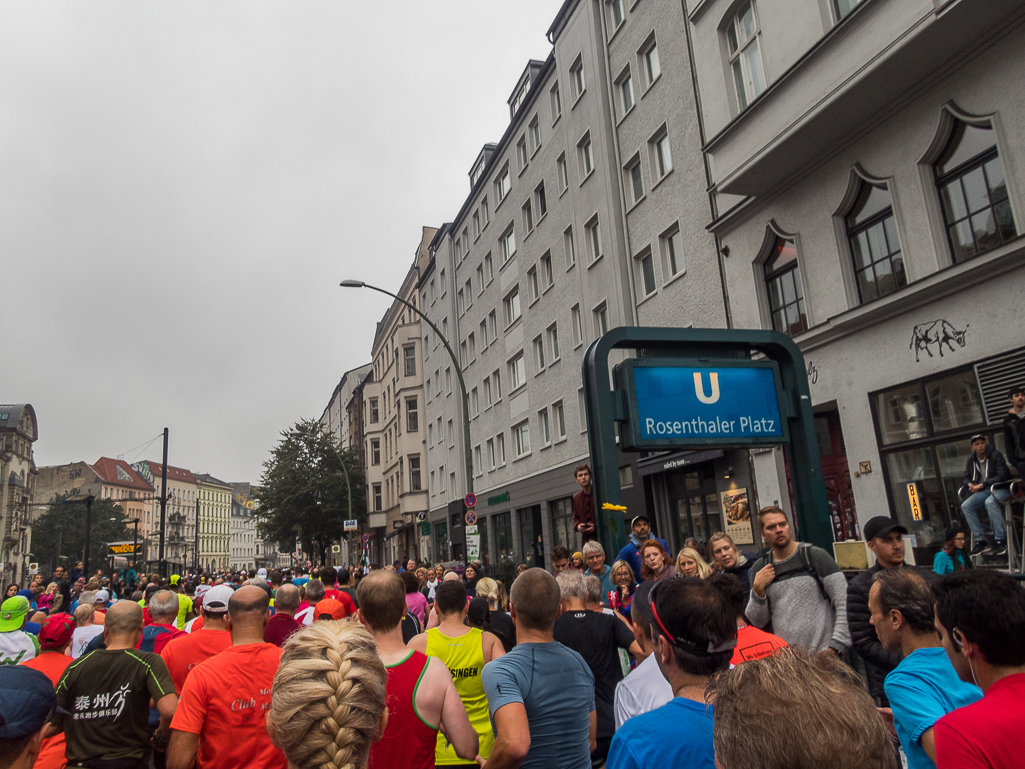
xmin=314 ymin=598 xmax=346 ymax=621
xmin=39 ymin=614 xmax=76 ymax=650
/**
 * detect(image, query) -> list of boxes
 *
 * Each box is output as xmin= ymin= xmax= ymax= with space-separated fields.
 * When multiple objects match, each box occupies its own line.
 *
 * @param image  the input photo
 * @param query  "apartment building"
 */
xmin=320 ymin=364 xmax=373 ymax=450
xmin=419 ymin=0 xmax=755 ymax=570
xmin=132 ymin=460 xmax=197 ymax=572
xmin=195 ymin=473 xmax=232 ymax=571
xmin=362 ymin=227 xmax=435 ymax=566
xmin=687 ymin=0 xmax=1025 ymax=555
xmin=1 ymin=404 xmax=37 ymax=588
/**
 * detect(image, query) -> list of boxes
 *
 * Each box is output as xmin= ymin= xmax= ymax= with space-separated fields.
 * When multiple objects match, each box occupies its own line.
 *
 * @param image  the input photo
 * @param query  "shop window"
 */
xmin=550 ymin=497 xmax=574 ymax=551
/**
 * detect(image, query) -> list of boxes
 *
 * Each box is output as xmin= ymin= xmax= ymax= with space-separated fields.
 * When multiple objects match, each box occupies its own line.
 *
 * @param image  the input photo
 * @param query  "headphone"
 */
xmin=952 ymin=627 xmax=967 ymax=651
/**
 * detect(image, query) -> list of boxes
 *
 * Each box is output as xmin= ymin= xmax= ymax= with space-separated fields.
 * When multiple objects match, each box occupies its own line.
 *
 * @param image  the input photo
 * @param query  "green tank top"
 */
xmin=425 ymin=626 xmax=493 ymax=763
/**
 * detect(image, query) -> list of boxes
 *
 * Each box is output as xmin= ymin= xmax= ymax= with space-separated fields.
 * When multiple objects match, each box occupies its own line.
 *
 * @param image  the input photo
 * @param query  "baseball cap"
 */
xmin=202 ymin=585 xmax=234 ymax=613
xmin=257 ymin=568 xmax=268 ymax=579
xmin=863 ymin=516 xmax=908 ymax=542
xmin=0 ymin=666 xmax=69 ymax=738
xmin=315 ymin=598 xmax=346 ymax=621
xmin=93 ymin=590 xmax=110 ymax=604
xmin=0 ymin=596 xmax=30 ymax=632
xmin=38 ymin=614 xmax=76 ymax=649
xmin=632 ymin=581 xmax=656 ymax=626
xmin=170 ymin=574 xmax=181 ymax=585
xmin=969 ymin=434 xmax=987 ymax=443
xmin=194 ymin=584 xmax=211 ymax=600
xmin=630 ymin=515 xmax=650 ymax=527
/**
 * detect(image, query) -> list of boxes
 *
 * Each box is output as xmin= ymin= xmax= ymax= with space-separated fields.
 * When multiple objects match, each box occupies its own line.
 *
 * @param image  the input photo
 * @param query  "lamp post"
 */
xmin=340 ymin=280 xmax=474 ymax=498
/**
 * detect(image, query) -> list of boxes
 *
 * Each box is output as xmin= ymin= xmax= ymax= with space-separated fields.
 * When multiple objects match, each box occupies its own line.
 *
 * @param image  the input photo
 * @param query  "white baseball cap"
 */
xmin=257 ymin=568 xmax=268 ymax=579
xmin=93 ymin=590 xmax=110 ymax=604
xmin=202 ymin=585 xmax=234 ymax=613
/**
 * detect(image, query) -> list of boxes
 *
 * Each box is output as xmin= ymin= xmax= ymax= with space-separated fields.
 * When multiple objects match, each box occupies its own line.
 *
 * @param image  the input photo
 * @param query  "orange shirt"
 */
xmin=161 ymin=628 xmax=232 ymax=694
xmin=732 ymin=624 xmax=788 ymax=666
xmin=171 ymin=643 xmax=287 ymax=769
xmin=22 ymin=651 xmax=72 ymax=769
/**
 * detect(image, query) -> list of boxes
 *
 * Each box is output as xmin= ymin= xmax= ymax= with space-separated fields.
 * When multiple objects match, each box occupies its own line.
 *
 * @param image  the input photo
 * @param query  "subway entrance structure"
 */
xmin=582 ymin=327 xmax=830 ymax=557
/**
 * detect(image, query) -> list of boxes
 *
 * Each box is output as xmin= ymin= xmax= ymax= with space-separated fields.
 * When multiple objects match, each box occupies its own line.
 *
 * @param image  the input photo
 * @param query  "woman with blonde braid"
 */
xmin=268 ymin=621 xmax=388 ymax=769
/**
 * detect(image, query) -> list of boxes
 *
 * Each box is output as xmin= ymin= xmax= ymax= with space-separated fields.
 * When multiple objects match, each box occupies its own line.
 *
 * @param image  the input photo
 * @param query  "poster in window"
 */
xmin=721 ymin=488 xmax=754 ymax=545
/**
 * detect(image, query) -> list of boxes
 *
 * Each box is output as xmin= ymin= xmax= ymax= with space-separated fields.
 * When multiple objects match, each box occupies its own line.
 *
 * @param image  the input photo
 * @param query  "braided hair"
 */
xmin=269 ymin=621 xmax=387 ymax=769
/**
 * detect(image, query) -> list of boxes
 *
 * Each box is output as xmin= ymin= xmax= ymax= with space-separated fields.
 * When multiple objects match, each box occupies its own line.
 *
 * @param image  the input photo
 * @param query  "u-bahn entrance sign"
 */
xmin=582 ymin=328 xmax=829 ymax=558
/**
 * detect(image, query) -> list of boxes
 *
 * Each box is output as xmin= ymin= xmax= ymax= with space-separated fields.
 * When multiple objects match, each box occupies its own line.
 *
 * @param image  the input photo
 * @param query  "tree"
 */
xmin=32 ymin=497 xmax=132 ymax=578
xmin=256 ymin=419 xmax=366 ymax=565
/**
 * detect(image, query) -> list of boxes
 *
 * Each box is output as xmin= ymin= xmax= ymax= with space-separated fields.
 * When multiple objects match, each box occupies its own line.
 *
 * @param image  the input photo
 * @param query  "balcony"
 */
xmin=707 ymin=0 xmax=1024 ymax=197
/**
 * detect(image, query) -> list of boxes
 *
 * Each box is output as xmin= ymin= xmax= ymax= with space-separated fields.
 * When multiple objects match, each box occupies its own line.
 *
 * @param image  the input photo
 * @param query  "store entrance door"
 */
xmin=817 ymin=411 xmax=859 ymax=541
xmin=667 ymin=464 xmax=722 ymax=552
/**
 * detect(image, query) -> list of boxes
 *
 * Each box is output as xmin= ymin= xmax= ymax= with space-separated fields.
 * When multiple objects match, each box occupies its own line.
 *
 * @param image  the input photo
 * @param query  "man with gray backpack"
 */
xmin=745 ymin=506 xmax=851 ymax=656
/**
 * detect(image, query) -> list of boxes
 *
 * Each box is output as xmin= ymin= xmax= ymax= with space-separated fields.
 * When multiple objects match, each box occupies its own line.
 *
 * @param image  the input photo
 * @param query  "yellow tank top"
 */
xmin=426 ymin=626 xmax=493 ymax=763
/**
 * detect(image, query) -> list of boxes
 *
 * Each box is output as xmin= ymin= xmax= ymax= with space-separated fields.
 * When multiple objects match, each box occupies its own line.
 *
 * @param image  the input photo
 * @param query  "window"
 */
xmin=557 ymin=153 xmax=569 ymax=193
xmin=403 ymin=345 xmax=416 ymax=377
xmin=455 ymin=235 xmax=462 ymax=259
xmin=484 ymin=376 xmax=492 ymax=408
xmin=934 ymin=121 xmax=1016 ymax=263
xmin=764 ymin=237 xmax=808 ymax=337
xmin=527 ymin=266 xmax=539 ymax=302
xmin=369 ymin=397 xmax=379 ymax=423
xmin=578 ymin=387 xmax=588 ymax=433
xmin=626 ymin=157 xmax=643 ymax=204
xmin=468 ymin=331 xmax=476 ymax=362
xmin=516 ymin=135 xmax=529 ymax=170
xmin=488 ymin=309 xmax=497 ymax=340
xmin=446 ymin=367 xmax=452 ymax=393
xmin=523 ymin=199 xmax=534 ymax=232
xmin=373 ymin=483 xmax=382 ymax=511
xmin=457 ymin=287 xmax=465 ymax=316
xmin=834 ymin=0 xmax=865 ymax=21
xmin=662 ymin=226 xmax=685 ymax=277
xmin=607 ymin=0 xmax=625 ymax=30
xmin=585 ymin=216 xmax=603 ymax=262
xmin=493 ymin=368 xmax=502 ymax=400
xmin=447 ymin=419 xmax=454 ymax=445
xmin=509 ymin=353 xmax=527 ymax=390
xmin=530 ymin=116 xmax=542 ymax=152
xmin=504 ymin=286 xmax=521 ymax=326
xmin=578 ymin=132 xmax=594 ymax=177
xmin=547 ymin=323 xmax=560 ymax=362
xmin=438 ymin=465 xmax=445 ymax=489
xmin=550 ymin=82 xmax=562 ymax=122
xmin=487 ymin=438 xmax=496 ymax=469
xmin=513 ymin=421 xmax=531 ymax=457
xmin=472 ymin=210 xmax=481 ymax=238
xmin=635 ymin=249 xmax=656 ymax=298
xmin=642 ymin=37 xmax=661 ymax=86
xmin=460 ymin=340 xmax=467 ymax=367
xmin=564 ymin=226 xmax=576 ymax=268
xmin=570 ymin=56 xmax=585 ymax=101
xmin=481 ymin=196 xmax=489 ymax=227
xmin=484 ymin=252 xmax=494 ymax=283
xmin=538 ymin=408 xmax=552 ymax=446
xmin=428 ymin=422 xmax=434 ymax=444
xmin=727 ymin=2 xmax=766 ymax=110
xmin=479 ymin=318 xmax=488 ymax=349
xmin=471 ymin=387 xmax=479 ymax=417
xmin=535 ymin=182 xmax=547 ymax=219
xmin=593 ymin=301 xmax=609 ymax=336
xmin=553 ymin=400 xmax=567 ymax=440
xmin=409 ymin=456 xmax=421 ymax=491
xmin=496 ymin=433 xmax=506 ymax=465
xmin=475 ymin=263 xmax=484 ymax=294
xmin=571 ymin=304 xmax=584 ymax=346
xmin=406 ymin=397 xmax=418 ymax=432
xmin=652 ymin=129 xmax=673 ymax=179
xmin=540 ymin=252 xmax=553 ymax=289
xmin=846 ymin=181 xmax=906 ymax=303
xmin=533 ymin=335 xmax=546 ymax=370
xmin=462 ymin=229 xmax=469 ymax=256
xmin=500 ymin=225 xmax=517 ymax=263
xmin=618 ymin=69 xmax=634 ymax=116
xmin=371 ymin=440 xmax=381 ymax=466
xmin=474 ymin=445 xmax=482 ymax=477
xmin=464 ymin=278 xmax=472 ymax=308
xmin=496 ymin=167 xmax=511 ymax=203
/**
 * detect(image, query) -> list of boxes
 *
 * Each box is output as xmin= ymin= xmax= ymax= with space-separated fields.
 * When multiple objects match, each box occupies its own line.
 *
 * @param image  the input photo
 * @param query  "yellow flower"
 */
xmin=601 ymin=503 xmax=628 ymax=512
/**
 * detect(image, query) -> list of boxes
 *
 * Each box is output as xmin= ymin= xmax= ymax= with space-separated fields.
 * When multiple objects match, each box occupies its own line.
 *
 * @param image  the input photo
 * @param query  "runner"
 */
xmin=167 ymin=585 xmax=287 ymax=769
xmin=295 ymin=579 xmax=324 ymax=626
xmin=138 ymin=590 xmax=187 ymax=654
xmin=21 ymin=614 xmax=75 ymax=769
xmin=0 ymin=665 xmax=65 ymax=769
xmin=160 ymin=585 xmax=233 ymax=694
xmin=263 ymin=583 xmax=301 ymax=646
xmin=70 ymin=604 xmax=104 ymax=658
xmin=0 ymin=596 xmax=39 ymax=666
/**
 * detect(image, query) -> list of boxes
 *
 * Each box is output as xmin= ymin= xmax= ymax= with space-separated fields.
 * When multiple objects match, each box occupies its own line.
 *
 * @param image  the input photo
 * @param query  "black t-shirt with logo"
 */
xmin=55 ymin=648 xmax=175 ymax=763
xmin=553 ymin=610 xmax=635 ymax=741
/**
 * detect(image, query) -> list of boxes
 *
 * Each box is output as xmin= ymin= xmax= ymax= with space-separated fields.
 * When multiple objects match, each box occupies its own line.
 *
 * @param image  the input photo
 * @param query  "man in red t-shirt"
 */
xmin=708 ymin=573 xmax=787 ymax=665
xmin=572 ymin=464 xmax=596 ymax=545
xmin=319 ymin=567 xmax=357 ymax=616
xmin=263 ymin=584 xmax=301 ymax=647
xmin=166 ymin=586 xmax=286 ymax=769
xmin=933 ymin=570 xmax=1025 ymax=769
xmin=161 ymin=585 xmax=234 ymax=694
xmin=21 ymin=614 xmax=75 ymax=769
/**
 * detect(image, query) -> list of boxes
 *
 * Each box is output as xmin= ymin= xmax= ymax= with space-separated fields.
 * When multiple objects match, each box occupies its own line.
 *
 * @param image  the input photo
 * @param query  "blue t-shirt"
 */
xmin=608 ymin=697 xmax=715 ymax=769
xmin=482 ymin=641 xmax=594 ymax=769
xmin=884 ymin=647 xmax=982 ymax=769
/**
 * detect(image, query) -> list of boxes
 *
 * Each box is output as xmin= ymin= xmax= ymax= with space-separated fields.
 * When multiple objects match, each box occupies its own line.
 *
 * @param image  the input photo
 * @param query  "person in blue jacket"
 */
xmin=933 ymin=525 xmax=971 ymax=575
xmin=616 ymin=515 xmax=669 ymax=584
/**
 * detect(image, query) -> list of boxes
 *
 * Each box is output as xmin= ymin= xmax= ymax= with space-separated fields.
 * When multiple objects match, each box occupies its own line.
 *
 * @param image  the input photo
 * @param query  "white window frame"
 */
xmin=500 ymin=225 xmax=517 ymax=263
xmin=538 ymin=407 xmax=552 ymax=447
xmin=593 ymin=301 xmax=609 ymax=336
xmin=503 ymin=286 xmax=522 ymax=327
xmin=527 ymin=265 xmax=539 ymax=303
xmin=635 ymin=248 xmax=657 ymax=299
xmin=570 ymin=55 xmax=586 ymax=102
xmin=661 ymin=224 xmax=686 ymax=278
xmin=509 ymin=352 xmax=527 ymax=391
xmin=557 ymin=153 xmax=569 ymax=193
xmin=496 ymin=166 xmax=511 ymax=203
xmin=513 ymin=420 xmax=531 ymax=457
xmin=651 ymin=127 xmax=673 ymax=181
xmin=571 ymin=304 xmax=584 ymax=347
xmin=564 ymin=226 xmax=576 ymax=269
xmin=547 ymin=322 xmax=561 ymax=362
xmin=540 ymin=251 xmax=553 ymax=289
xmin=585 ymin=215 xmax=603 ymax=263
xmin=550 ymin=82 xmax=562 ymax=123
xmin=578 ymin=132 xmax=594 ymax=178
xmin=641 ymin=36 xmax=661 ymax=87
xmin=533 ymin=334 xmax=546 ymax=371
xmin=553 ymin=400 xmax=567 ymax=441
xmin=726 ymin=2 xmax=767 ymax=111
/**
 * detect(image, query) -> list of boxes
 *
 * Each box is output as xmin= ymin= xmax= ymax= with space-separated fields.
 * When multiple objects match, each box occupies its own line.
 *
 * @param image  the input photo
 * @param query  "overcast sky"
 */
xmin=1 ymin=1 xmax=565 ymax=484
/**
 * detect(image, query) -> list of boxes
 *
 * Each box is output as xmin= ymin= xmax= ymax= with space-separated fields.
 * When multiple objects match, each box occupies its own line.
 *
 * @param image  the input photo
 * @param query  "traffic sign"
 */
xmin=465 ymin=509 xmax=477 ymax=526
xmin=464 ymin=492 xmax=477 ymax=509
xmin=362 ymin=533 xmax=370 ymax=544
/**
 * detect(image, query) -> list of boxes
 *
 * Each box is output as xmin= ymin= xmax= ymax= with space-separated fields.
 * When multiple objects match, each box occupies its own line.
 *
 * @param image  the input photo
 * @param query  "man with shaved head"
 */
xmin=52 ymin=600 xmax=178 ymax=767
xmin=482 ymin=568 xmax=597 ymax=769
xmin=167 ymin=586 xmax=287 ymax=769
xmin=263 ymin=583 xmax=301 ymax=647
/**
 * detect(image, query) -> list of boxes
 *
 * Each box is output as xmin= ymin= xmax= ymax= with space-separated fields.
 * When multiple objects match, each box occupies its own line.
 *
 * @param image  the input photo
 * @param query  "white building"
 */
xmin=320 ymin=364 xmax=373 ymax=450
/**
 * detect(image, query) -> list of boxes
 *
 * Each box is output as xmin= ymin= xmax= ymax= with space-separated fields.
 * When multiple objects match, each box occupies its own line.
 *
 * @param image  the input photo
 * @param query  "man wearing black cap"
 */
xmin=846 ymin=515 xmax=911 ymax=703
xmin=0 ymin=666 xmax=68 ymax=769
xmin=961 ymin=434 xmax=1010 ymax=557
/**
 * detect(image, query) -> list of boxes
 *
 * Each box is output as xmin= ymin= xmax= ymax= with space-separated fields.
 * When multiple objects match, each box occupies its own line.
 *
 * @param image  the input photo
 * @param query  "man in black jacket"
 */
xmin=846 ymin=516 xmax=908 ymax=704
xmin=961 ymin=434 xmax=1010 ymax=557
xmin=1003 ymin=385 xmax=1025 ymax=481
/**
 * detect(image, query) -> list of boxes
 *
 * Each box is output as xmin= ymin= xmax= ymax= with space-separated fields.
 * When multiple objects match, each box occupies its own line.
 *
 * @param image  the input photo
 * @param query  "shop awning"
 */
xmin=635 ymin=449 xmax=723 ymax=477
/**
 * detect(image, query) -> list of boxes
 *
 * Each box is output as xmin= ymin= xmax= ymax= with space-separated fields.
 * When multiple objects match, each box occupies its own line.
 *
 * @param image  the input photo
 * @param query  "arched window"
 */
xmin=764 ymin=237 xmax=807 ymax=337
xmin=935 ymin=121 xmax=1016 ymax=262
xmin=846 ymin=181 xmax=905 ymax=303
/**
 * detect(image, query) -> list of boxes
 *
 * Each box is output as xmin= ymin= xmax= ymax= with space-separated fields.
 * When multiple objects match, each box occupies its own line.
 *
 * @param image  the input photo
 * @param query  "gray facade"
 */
xmin=320 ymin=363 xmax=372 ymax=450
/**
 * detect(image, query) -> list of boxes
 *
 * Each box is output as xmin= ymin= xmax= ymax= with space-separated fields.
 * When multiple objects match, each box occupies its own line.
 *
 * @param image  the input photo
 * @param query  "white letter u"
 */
xmin=693 ymin=372 xmax=720 ymax=404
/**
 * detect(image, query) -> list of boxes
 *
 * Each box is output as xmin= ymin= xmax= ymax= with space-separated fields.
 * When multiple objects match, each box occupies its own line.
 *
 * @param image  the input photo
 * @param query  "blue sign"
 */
xmin=619 ymin=360 xmax=788 ymax=449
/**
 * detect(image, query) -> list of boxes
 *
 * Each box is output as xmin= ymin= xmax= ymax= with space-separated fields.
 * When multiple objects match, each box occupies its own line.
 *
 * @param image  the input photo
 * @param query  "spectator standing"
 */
xmin=357 ymin=571 xmax=478 ymax=769
xmin=582 ymin=541 xmax=615 ymax=608
xmin=933 ymin=526 xmax=971 ymax=574
xmin=20 ymin=614 xmax=75 ymax=769
xmin=263 ymin=583 xmax=302 ymax=647
xmin=553 ymin=571 xmax=640 ymax=767
xmin=708 ymin=573 xmax=787 ymax=665
xmin=846 ymin=516 xmax=910 ymax=702
xmin=746 ymin=506 xmax=851 ymax=656
xmin=402 ymin=571 xmax=429 ymax=625
xmin=50 ymin=566 xmax=72 ymax=615
xmin=640 ymin=540 xmax=676 ymax=584
xmin=0 ymin=596 xmax=39 ymax=666
xmin=160 ymin=585 xmax=233 ymax=694
xmin=295 ymin=578 xmax=324 ymax=626
xmin=616 ymin=516 xmax=668 ymax=584
xmin=613 ymin=581 xmax=673 ymax=729
xmin=1001 ymin=385 xmax=1025 ymax=481
xmin=675 ymin=547 xmax=712 ymax=578
xmin=550 ymin=546 xmax=572 ymax=575
xmin=572 ymin=464 xmax=597 ymax=545
xmin=53 ymin=601 xmax=178 ymax=768
xmin=482 ymin=568 xmax=596 ymax=769
xmin=0 ymin=665 xmax=67 ymax=769
xmin=409 ymin=580 xmax=504 ymax=766
xmin=607 ymin=578 xmax=737 ymax=769
xmin=422 ymin=567 xmax=440 ymax=604
xmin=167 ymin=586 xmax=287 ymax=769
xmin=960 ymin=434 xmax=1010 ymax=557
xmin=932 ymin=570 xmax=1025 ymax=769
xmin=868 ymin=569 xmax=980 ymax=769
xmin=70 ymin=605 xmax=104 ymax=658
xmin=607 ymin=559 xmax=636 ymax=622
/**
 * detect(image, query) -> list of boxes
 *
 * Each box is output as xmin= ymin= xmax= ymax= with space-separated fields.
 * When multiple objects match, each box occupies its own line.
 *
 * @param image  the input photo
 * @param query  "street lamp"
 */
xmin=340 ymin=280 xmax=474 ymax=498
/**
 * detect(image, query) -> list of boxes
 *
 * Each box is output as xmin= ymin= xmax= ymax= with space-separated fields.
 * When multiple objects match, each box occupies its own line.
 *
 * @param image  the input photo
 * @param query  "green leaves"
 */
xmin=32 ymin=497 xmax=132 ymax=576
